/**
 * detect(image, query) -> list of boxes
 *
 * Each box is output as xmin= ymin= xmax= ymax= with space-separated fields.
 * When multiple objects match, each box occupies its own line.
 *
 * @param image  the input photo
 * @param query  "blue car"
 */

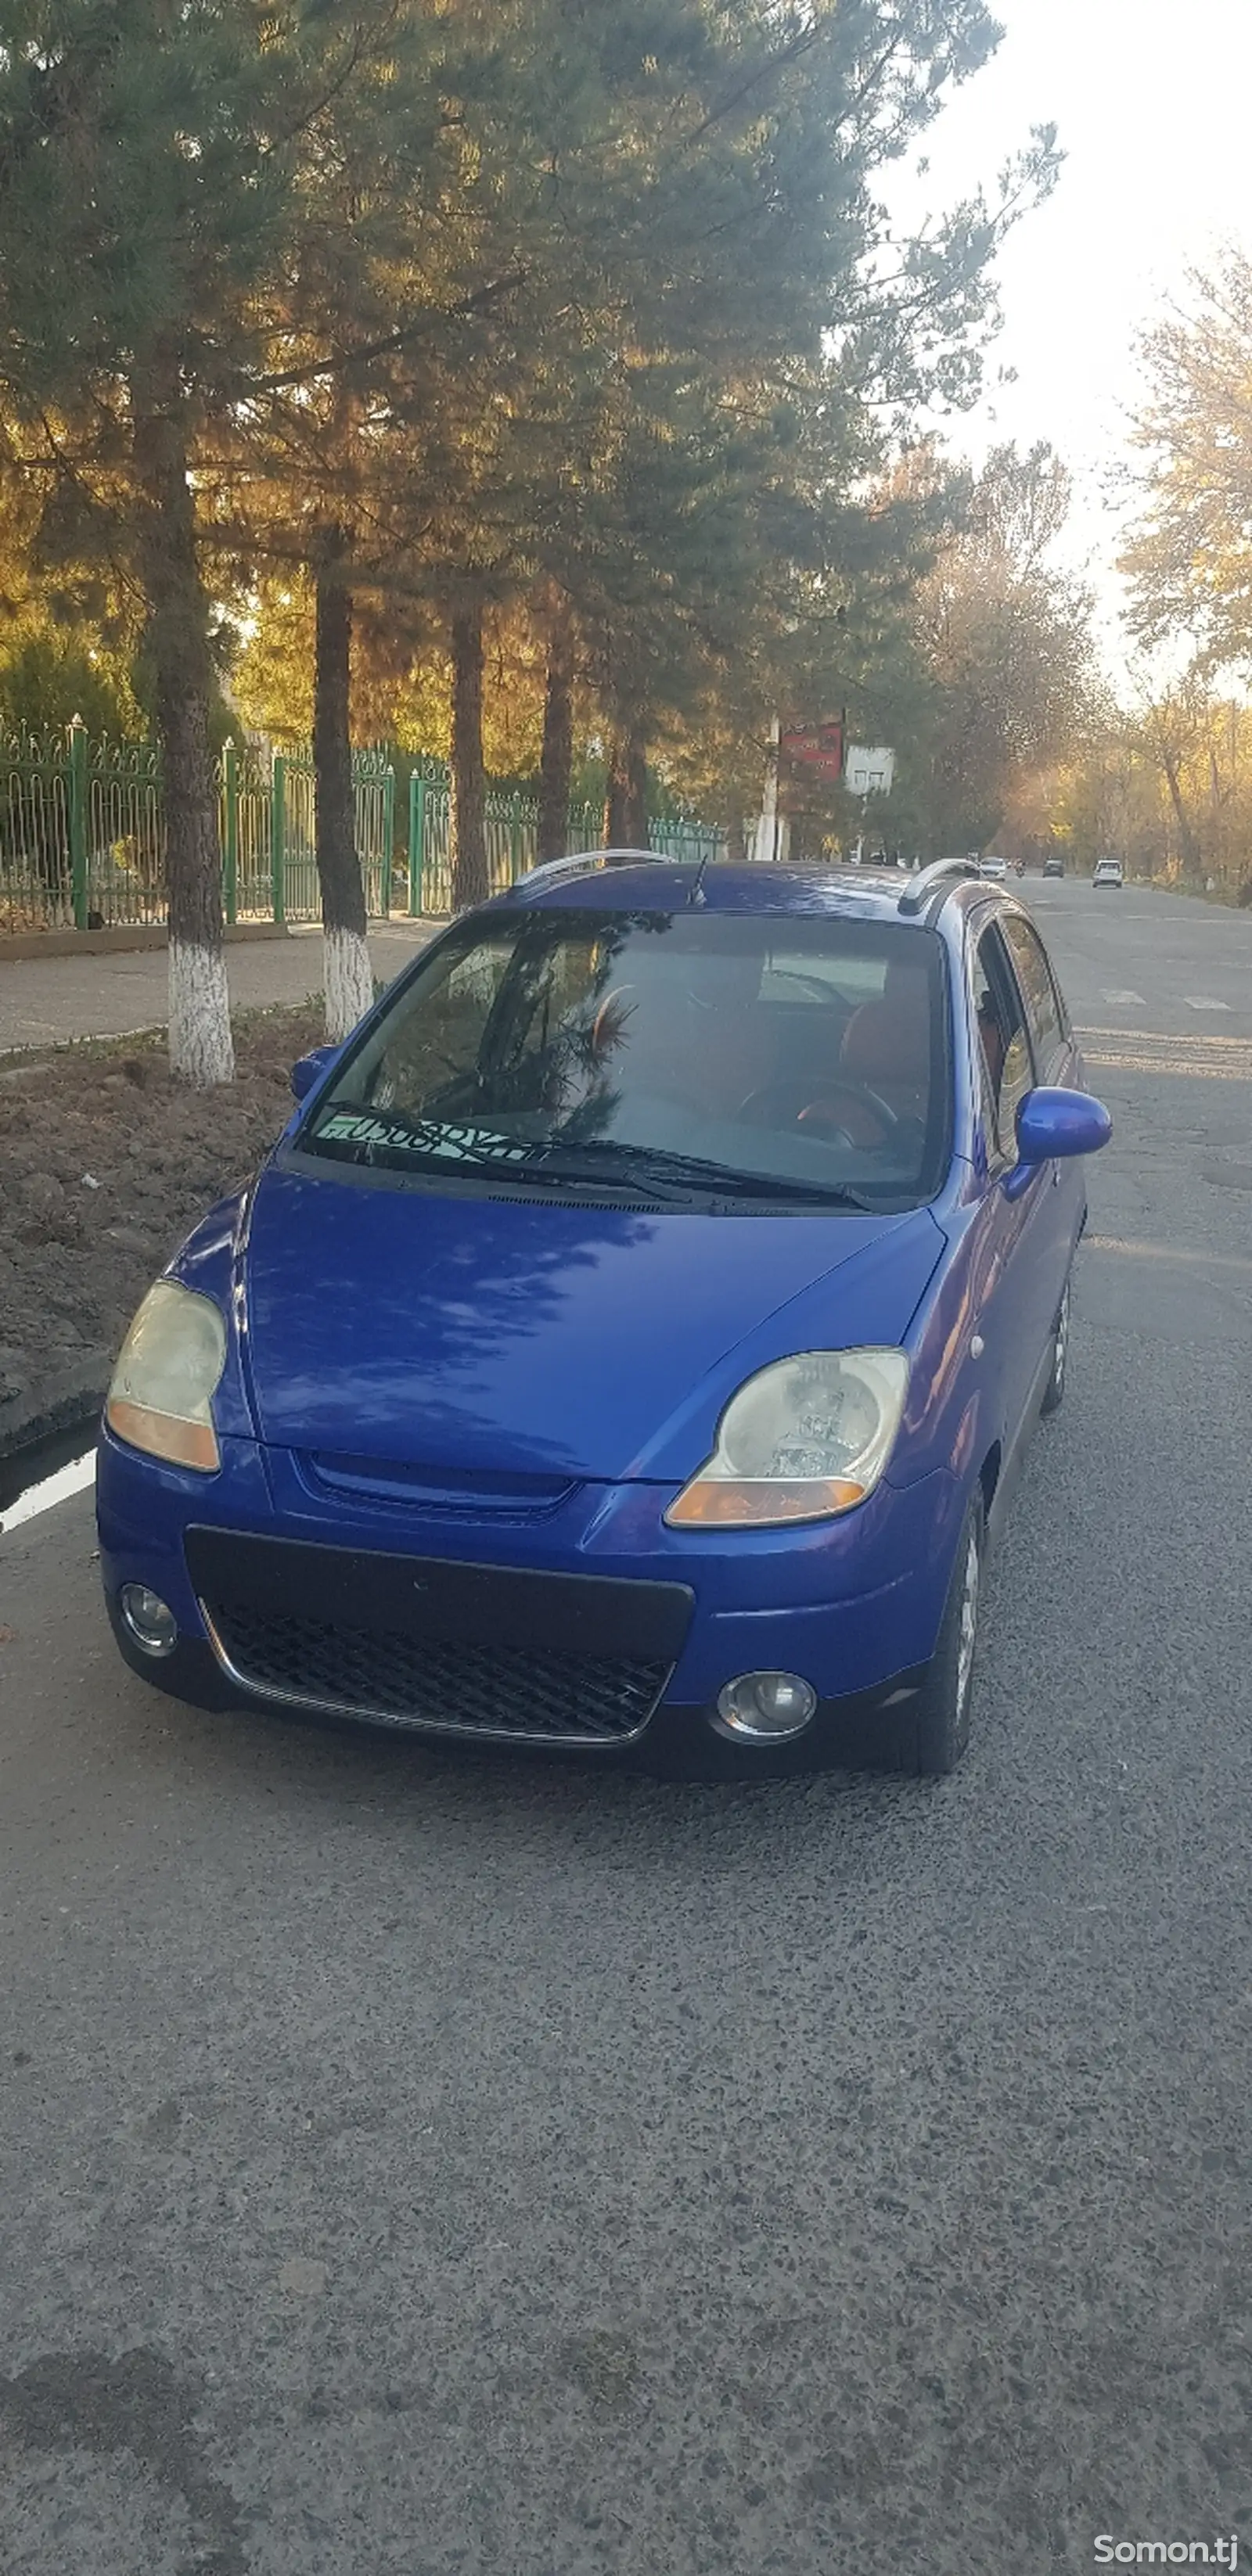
xmin=98 ymin=853 xmax=1110 ymax=1777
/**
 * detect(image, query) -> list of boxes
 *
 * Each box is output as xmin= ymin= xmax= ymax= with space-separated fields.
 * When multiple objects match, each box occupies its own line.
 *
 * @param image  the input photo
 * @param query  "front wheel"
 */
xmin=904 ymin=1496 xmax=984 ymax=1777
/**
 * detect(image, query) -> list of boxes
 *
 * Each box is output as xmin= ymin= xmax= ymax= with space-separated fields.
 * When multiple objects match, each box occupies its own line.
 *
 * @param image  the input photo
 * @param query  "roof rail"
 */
xmin=507 ymin=846 xmax=668 ymax=895
xmin=898 ymin=856 xmax=981 ymax=916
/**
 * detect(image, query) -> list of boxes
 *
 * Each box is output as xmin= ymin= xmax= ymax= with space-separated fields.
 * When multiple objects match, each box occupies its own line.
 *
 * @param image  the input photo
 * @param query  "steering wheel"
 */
xmin=738 ymin=1076 xmax=899 ymax=1150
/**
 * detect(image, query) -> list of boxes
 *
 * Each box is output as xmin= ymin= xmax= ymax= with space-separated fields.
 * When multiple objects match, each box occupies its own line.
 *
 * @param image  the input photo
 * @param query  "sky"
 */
xmin=883 ymin=0 xmax=1252 ymax=673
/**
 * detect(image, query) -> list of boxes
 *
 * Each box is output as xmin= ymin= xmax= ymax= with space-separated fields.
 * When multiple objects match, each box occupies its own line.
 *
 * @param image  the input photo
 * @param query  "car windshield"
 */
xmin=295 ymin=906 xmax=951 ymax=1209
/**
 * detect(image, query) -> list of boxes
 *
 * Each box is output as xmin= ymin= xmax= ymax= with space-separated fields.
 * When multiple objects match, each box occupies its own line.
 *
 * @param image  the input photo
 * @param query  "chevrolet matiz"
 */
xmin=98 ymin=853 xmax=1110 ymax=1778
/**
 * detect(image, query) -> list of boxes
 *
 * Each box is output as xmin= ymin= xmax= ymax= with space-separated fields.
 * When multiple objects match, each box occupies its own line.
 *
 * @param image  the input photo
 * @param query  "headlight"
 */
xmin=105 ymin=1281 xmax=227 ymax=1473
xmin=665 ymin=1349 xmax=909 ymax=1529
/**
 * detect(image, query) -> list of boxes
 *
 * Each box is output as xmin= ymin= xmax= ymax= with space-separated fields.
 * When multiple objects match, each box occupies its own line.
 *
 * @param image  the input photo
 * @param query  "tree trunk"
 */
xmin=538 ymin=589 xmax=575 ymax=862
xmin=133 ymin=371 xmax=233 ymax=1087
xmin=315 ymin=549 xmax=372 ymax=1040
xmin=449 ymin=599 xmax=489 ymax=911
xmin=726 ymin=808 xmax=747 ymax=864
xmin=603 ymin=731 xmax=631 ymax=848
xmin=1159 ymin=738 xmax=1203 ymax=881
xmin=604 ymin=716 xmax=648 ymax=850
xmin=625 ymin=721 xmax=649 ymax=849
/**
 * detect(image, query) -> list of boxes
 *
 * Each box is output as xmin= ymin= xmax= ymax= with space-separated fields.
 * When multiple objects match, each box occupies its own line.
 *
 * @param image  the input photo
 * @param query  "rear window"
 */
xmin=293 ymin=907 xmax=952 ymax=1211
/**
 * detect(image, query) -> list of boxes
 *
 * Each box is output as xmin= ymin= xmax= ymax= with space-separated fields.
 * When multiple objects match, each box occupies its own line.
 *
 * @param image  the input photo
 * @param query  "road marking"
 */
xmin=1085 ymin=1236 xmax=1252 ymax=1275
xmin=1078 ymin=1025 xmax=1252 ymax=1047
xmin=1185 ymin=995 xmax=1232 ymax=1011
xmin=1100 ymin=990 xmax=1146 ymax=1006
xmin=1081 ymin=1051 xmax=1252 ymax=1081
xmin=1 ymin=1450 xmax=95 ymax=1533
xmin=1076 ymin=1026 xmax=1252 ymax=1080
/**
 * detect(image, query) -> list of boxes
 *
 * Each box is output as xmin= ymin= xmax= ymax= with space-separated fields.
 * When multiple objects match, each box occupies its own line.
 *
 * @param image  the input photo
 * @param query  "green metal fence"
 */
xmin=403 ymin=787 xmax=725 ymax=915
xmin=1 ymin=726 xmax=76 ymax=929
xmin=85 ymin=738 xmax=164 ymax=927
xmin=1 ymin=725 xmax=727 ymax=933
xmin=403 ymin=785 xmax=607 ymax=914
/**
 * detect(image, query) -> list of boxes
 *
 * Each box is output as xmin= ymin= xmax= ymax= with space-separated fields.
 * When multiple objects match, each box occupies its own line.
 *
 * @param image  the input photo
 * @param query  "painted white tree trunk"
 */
xmin=168 ymin=940 xmax=235 ymax=1086
xmin=323 ymin=925 xmax=375 ymax=1041
xmin=752 ymin=715 xmax=782 ymax=862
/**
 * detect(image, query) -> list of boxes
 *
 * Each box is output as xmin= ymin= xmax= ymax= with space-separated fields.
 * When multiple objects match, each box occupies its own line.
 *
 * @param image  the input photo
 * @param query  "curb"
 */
xmin=0 ymin=922 xmax=292 ymax=962
xmin=0 ymin=1361 xmax=107 ymax=1486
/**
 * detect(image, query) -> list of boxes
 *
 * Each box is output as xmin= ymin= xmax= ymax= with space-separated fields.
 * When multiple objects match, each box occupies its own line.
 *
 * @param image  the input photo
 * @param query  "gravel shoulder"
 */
xmin=0 ymin=1004 xmax=323 ymax=1464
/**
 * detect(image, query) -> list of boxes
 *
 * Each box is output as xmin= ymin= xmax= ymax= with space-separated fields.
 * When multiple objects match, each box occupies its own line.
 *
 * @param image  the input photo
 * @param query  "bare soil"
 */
xmin=0 ymin=1002 xmax=323 ymax=1458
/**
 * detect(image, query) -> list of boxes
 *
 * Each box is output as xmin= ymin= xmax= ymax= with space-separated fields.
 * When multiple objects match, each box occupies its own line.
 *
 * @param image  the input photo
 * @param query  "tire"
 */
xmin=1040 ymin=1275 xmax=1071 ymax=1417
xmin=905 ymin=1495 xmax=984 ymax=1777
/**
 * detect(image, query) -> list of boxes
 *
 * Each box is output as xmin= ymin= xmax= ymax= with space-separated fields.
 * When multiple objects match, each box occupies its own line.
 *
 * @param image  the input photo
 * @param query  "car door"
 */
xmin=999 ymin=907 xmax=1087 ymax=1297
xmin=961 ymin=913 xmax=1059 ymax=1467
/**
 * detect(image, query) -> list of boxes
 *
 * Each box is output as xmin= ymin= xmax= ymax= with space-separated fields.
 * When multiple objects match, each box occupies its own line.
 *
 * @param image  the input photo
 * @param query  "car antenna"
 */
xmin=687 ymin=853 xmax=710 ymax=907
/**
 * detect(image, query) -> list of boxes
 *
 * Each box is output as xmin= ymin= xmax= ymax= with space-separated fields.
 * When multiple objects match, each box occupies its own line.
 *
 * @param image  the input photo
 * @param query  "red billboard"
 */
xmin=780 ymin=720 xmax=844 ymax=785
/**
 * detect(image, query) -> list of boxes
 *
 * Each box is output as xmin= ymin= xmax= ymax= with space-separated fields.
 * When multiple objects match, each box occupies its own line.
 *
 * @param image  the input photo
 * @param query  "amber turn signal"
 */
xmin=666 ymin=1476 xmax=866 ymax=1528
xmin=106 ymin=1399 xmax=221 ymax=1475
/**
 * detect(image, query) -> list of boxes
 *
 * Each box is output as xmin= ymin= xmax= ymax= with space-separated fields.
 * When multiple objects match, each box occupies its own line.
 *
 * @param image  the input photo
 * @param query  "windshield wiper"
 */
xmin=479 ymin=1154 xmax=695 ymax=1205
xmin=304 ymin=1121 xmax=683 ymax=1198
xmin=530 ymin=1143 xmax=877 ymax=1210
xmin=308 ymin=1120 xmax=879 ymax=1209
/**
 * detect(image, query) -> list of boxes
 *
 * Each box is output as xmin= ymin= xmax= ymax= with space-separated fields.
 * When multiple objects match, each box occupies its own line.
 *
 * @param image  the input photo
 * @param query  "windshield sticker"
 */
xmin=315 ymin=1111 xmax=534 ymax=1165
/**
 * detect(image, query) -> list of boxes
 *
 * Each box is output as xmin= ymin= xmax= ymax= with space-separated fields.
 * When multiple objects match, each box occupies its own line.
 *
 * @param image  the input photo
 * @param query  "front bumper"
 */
xmin=97 ymin=1426 xmax=963 ymax=1776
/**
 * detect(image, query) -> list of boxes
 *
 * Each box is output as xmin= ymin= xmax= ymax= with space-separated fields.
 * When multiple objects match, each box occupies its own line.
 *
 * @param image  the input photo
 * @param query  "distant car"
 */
xmin=98 ymin=853 xmax=1110 ymax=1780
xmin=1092 ymin=858 xmax=1124 ymax=889
xmin=977 ymin=855 xmax=1008 ymax=881
xmin=1042 ymin=857 xmax=1064 ymax=880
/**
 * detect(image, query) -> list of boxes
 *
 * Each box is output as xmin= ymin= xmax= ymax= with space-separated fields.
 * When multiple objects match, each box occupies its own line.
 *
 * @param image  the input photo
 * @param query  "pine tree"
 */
xmin=515 ymin=0 xmax=1057 ymax=839
xmin=0 ymin=6 xmax=293 ymax=1076
xmin=448 ymin=596 xmax=491 ymax=909
xmin=220 ymin=5 xmax=507 ymax=1013
xmin=537 ymin=586 xmax=577 ymax=861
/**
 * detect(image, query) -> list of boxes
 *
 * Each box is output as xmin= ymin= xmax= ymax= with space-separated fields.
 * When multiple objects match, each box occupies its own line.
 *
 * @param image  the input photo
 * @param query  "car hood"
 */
xmin=239 ymin=1164 xmax=944 ymax=1483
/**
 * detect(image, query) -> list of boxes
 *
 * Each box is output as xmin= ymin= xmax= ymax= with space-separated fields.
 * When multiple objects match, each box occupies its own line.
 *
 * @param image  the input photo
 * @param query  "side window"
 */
xmin=1001 ymin=915 xmax=1066 ymax=1072
xmin=971 ymin=923 xmax=1035 ymax=1162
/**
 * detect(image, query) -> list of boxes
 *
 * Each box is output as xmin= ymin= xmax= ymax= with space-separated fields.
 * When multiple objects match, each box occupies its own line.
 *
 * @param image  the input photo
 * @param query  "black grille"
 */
xmin=204 ymin=1600 xmax=670 ymax=1744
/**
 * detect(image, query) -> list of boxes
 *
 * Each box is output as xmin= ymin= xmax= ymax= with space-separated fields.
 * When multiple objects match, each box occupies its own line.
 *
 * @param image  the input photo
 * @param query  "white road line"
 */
xmin=1185 ymin=996 xmax=1232 ymax=1011
xmin=1085 ymin=1236 xmax=1252 ymax=1276
xmin=1 ymin=1451 xmax=95 ymax=1532
xmin=1101 ymin=990 xmax=1146 ymax=1006
xmin=1077 ymin=1025 xmax=1252 ymax=1046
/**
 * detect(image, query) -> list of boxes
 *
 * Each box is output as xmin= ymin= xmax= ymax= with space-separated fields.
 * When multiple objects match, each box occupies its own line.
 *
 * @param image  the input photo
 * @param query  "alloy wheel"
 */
xmin=1052 ymin=1282 xmax=1070 ymax=1399
xmin=955 ymin=1523 xmax=981 ymax=1722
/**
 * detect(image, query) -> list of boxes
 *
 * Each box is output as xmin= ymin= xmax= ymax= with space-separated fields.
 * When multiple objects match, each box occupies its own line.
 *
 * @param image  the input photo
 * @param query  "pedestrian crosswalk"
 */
xmin=1077 ymin=1026 xmax=1252 ymax=1082
xmin=1099 ymin=989 xmax=1236 ymax=1013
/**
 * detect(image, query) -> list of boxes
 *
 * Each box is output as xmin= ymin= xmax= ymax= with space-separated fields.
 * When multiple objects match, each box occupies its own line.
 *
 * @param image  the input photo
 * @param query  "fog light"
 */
xmin=715 ymin=1672 xmax=818 ymax=1741
xmin=119 ymin=1583 xmax=178 ymax=1658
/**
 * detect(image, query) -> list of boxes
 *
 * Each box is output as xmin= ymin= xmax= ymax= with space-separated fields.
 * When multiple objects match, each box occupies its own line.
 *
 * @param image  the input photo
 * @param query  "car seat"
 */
xmin=838 ymin=960 xmax=932 ymax=1119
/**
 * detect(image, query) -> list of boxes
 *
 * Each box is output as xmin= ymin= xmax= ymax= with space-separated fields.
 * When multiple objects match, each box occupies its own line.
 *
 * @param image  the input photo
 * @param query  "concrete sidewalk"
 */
xmin=0 ymin=920 xmax=435 ymax=1053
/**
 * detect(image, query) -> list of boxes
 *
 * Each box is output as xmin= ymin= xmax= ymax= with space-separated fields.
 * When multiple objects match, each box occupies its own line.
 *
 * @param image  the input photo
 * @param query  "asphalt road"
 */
xmin=2 ymin=877 xmax=1251 ymax=2576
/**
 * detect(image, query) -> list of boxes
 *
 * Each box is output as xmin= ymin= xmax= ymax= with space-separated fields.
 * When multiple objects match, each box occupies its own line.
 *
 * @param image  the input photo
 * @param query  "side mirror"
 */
xmin=1004 ymin=1086 xmax=1112 ymax=1200
xmin=290 ymin=1044 xmax=340 ymax=1104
